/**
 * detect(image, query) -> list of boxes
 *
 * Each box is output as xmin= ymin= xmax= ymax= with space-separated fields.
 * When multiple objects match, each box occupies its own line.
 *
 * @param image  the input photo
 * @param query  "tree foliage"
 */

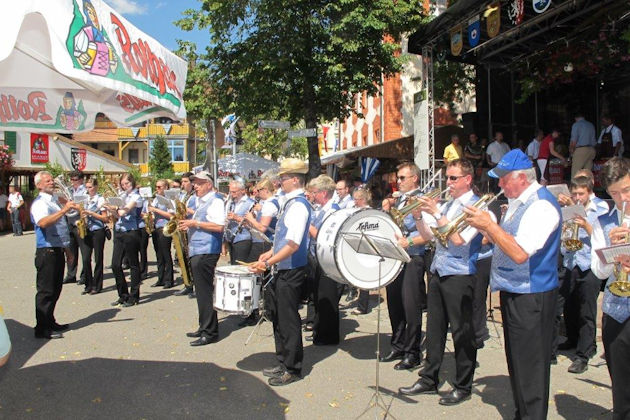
xmin=148 ymin=135 xmax=174 ymax=179
xmin=433 ymin=59 xmax=476 ymax=110
xmin=176 ymin=0 xmax=426 ymax=177
xmin=240 ymin=123 xmax=308 ymax=161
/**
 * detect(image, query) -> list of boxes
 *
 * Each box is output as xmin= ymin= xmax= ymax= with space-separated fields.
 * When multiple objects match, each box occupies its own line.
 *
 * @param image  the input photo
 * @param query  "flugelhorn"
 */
xmin=431 ymin=189 xmax=504 ymax=247
xmin=389 ymin=187 xmax=449 ymax=229
xmin=562 ymin=221 xmax=583 ymax=252
xmin=609 ymin=202 xmax=630 ymax=297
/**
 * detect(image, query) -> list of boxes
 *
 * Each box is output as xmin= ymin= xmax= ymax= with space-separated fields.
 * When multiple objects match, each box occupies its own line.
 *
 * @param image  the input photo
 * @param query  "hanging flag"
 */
xmin=360 ymin=157 xmax=381 ymax=183
xmin=486 ymin=2 xmax=501 ymax=38
xmin=467 ymin=16 xmax=481 ymax=48
xmin=163 ymin=123 xmax=172 ymax=135
xmin=221 ymin=114 xmax=239 ymax=145
xmin=450 ymin=25 xmax=463 ymax=56
xmin=533 ymin=0 xmax=551 ymax=13
xmin=131 ymin=127 xmax=140 ymax=138
xmin=508 ymin=0 xmax=524 ymax=25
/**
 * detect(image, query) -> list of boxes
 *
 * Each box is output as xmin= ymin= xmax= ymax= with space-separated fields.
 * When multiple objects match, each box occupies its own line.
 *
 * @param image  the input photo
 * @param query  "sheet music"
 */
xmin=165 ymin=189 xmax=181 ymax=200
xmin=73 ymin=194 xmax=89 ymax=203
xmin=595 ymin=243 xmax=630 ymax=265
xmin=155 ymin=194 xmax=175 ymax=210
xmin=139 ymin=186 xmax=153 ymax=198
xmin=561 ymin=205 xmax=587 ymax=221
xmin=547 ymin=184 xmax=570 ymax=199
xmin=106 ymin=197 xmax=124 ymax=207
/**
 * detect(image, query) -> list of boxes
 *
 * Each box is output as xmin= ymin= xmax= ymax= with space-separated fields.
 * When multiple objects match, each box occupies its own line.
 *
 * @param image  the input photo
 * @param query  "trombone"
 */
xmin=609 ymin=202 xmax=630 ymax=297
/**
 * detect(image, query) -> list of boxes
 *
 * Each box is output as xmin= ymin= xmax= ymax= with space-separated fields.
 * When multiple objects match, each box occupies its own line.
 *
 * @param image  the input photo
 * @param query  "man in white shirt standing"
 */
xmin=486 ymin=132 xmax=511 ymax=192
xmin=7 ymin=185 xmax=23 ymax=236
xmin=333 ymin=179 xmax=354 ymax=209
xmin=526 ymin=130 xmax=542 ymax=163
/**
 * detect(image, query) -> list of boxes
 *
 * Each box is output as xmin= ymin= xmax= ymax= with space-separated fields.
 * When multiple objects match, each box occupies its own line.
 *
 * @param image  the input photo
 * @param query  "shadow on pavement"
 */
xmin=555 ymin=393 xmax=611 ymax=419
xmin=0 ymin=322 xmax=288 ymax=419
xmin=472 ymin=374 xmax=514 ymax=419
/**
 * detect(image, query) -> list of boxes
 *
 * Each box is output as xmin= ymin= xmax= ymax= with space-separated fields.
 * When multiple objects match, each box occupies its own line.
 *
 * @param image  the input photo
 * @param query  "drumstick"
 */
xmin=236 ymin=260 xmax=255 ymax=266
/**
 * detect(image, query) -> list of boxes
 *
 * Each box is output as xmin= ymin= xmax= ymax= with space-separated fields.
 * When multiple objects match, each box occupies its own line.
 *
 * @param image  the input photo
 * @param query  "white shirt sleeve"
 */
xmin=261 ymin=200 xmax=278 ymax=218
xmin=514 ymin=200 xmax=561 ymax=256
xmin=31 ymin=199 xmax=52 ymax=225
xmin=590 ymin=217 xmax=613 ymax=279
xmin=206 ymin=198 xmax=226 ymax=225
xmin=283 ymin=201 xmax=309 ymax=245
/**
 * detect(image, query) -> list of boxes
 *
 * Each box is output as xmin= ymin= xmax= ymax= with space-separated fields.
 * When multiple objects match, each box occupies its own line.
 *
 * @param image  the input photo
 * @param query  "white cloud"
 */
xmin=107 ymin=0 xmax=148 ymax=15
xmin=155 ymin=2 xmax=167 ymax=9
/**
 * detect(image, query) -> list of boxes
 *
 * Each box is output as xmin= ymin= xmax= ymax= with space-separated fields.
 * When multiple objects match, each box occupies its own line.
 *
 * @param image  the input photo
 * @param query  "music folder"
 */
xmin=341 ymin=232 xmax=411 ymax=263
xmin=595 ymin=243 xmax=630 ymax=265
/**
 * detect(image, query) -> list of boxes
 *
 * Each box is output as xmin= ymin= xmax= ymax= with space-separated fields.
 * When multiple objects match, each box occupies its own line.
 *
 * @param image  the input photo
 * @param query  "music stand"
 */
xmin=340 ymin=232 xmax=409 ymax=420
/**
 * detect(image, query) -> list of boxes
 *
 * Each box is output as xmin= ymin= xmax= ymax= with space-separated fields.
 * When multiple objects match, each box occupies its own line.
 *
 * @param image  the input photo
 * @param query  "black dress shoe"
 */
xmin=394 ymin=356 xmax=420 ymax=370
xmin=551 ymin=356 xmax=558 ymax=365
xmin=77 ymin=279 xmax=85 ymax=285
xmin=111 ymin=298 xmax=126 ymax=306
xmin=262 ymin=365 xmax=285 ymax=378
xmin=379 ymin=350 xmax=404 ymax=363
xmin=175 ymin=287 xmax=192 ymax=296
xmin=439 ymin=389 xmax=471 ymax=406
xmin=51 ymin=323 xmax=69 ymax=332
xmin=141 ymin=273 xmax=149 ymax=280
xmin=34 ymin=330 xmax=63 ymax=339
xmin=63 ymin=278 xmax=77 ymax=284
xmin=268 ymin=371 xmax=301 ymax=386
xmin=568 ymin=359 xmax=588 ymax=374
xmin=398 ymin=380 xmax=437 ymax=396
xmin=81 ymin=290 xmax=90 ymax=295
xmin=186 ymin=330 xmax=201 ymax=338
xmin=238 ymin=314 xmax=259 ymax=327
xmin=151 ymin=281 xmax=164 ymax=287
xmin=302 ymin=324 xmax=313 ymax=332
xmin=558 ymin=341 xmax=576 ymax=350
xmin=122 ymin=299 xmax=138 ymax=307
xmin=190 ymin=336 xmax=218 ymax=346
xmin=163 ymin=283 xmax=174 ymax=289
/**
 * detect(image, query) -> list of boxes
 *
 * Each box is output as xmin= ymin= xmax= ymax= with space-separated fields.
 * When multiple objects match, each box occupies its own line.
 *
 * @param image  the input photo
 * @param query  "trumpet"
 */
xmin=431 ymin=190 xmax=504 ymax=247
xmin=609 ymin=202 xmax=630 ymax=297
xmin=389 ymin=187 xmax=449 ymax=229
xmin=562 ymin=221 xmax=583 ymax=252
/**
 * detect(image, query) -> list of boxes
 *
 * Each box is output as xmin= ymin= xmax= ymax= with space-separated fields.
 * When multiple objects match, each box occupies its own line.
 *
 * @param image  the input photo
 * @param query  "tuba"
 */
xmin=163 ymin=191 xmax=193 ymax=287
xmin=389 ymin=187 xmax=448 ymax=229
xmin=431 ymin=190 xmax=504 ymax=247
xmin=609 ymin=202 xmax=630 ymax=297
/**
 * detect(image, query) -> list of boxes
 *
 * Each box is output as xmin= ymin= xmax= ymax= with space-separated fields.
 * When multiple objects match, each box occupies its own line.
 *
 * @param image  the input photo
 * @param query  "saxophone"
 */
xmin=77 ymin=202 xmax=88 ymax=239
xmin=143 ymin=209 xmax=155 ymax=235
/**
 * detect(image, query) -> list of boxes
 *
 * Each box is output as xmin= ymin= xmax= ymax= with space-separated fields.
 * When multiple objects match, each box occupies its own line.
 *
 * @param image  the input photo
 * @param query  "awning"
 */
xmin=0 ymin=0 xmax=187 ymax=133
xmin=321 ymin=136 xmax=413 ymax=166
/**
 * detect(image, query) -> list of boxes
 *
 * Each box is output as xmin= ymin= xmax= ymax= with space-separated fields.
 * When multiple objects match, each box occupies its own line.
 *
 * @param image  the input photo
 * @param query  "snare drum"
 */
xmin=214 ymin=265 xmax=261 ymax=315
xmin=316 ymin=208 xmax=405 ymax=290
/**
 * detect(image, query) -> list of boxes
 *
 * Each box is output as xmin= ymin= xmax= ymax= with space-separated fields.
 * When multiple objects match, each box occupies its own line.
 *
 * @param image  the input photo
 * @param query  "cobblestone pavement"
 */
xmin=0 ymin=232 xmax=614 ymax=419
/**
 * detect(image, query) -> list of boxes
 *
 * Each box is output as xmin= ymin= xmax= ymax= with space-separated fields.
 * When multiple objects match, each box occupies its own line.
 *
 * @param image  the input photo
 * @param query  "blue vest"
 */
xmin=186 ymin=195 xmax=197 ymax=219
xmin=599 ymin=209 xmax=630 ymax=323
xmin=491 ymin=187 xmax=561 ymax=293
xmin=397 ymin=193 xmax=425 ymax=256
xmin=431 ymin=194 xmax=483 ymax=276
xmin=563 ymin=198 xmax=608 ymax=271
xmin=31 ymin=195 xmax=71 ymax=248
xmin=226 ymin=196 xmax=255 ymax=243
xmin=85 ymin=194 xmax=105 ymax=231
xmin=151 ymin=197 xmax=171 ymax=229
xmin=188 ymin=193 xmax=223 ymax=257
xmin=252 ymin=198 xmax=279 ymax=243
xmin=115 ymin=191 xmax=141 ymax=232
xmin=274 ymin=195 xmax=311 ymax=270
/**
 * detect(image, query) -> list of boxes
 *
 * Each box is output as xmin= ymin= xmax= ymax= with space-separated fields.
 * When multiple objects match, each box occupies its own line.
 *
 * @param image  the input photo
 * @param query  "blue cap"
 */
xmin=488 ymin=149 xmax=533 ymax=178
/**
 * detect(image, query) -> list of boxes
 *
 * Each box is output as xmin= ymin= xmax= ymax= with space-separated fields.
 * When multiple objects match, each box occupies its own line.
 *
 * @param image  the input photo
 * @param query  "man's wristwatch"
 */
xmin=264 ymin=261 xmax=271 ymax=269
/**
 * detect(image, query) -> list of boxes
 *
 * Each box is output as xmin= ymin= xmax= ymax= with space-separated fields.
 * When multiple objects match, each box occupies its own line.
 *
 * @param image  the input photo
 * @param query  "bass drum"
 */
xmin=316 ymin=208 xmax=405 ymax=290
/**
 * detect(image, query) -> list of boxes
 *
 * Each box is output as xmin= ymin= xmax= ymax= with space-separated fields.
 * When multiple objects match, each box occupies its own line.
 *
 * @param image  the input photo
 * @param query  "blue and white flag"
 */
xmin=221 ymin=114 xmax=239 ymax=145
xmin=468 ymin=16 xmax=481 ymax=47
xmin=360 ymin=157 xmax=381 ymax=183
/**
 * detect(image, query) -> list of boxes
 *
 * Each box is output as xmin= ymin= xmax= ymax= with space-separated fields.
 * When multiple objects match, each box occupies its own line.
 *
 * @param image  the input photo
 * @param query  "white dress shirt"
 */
xmin=281 ymin=188 xmax=309 ymax=245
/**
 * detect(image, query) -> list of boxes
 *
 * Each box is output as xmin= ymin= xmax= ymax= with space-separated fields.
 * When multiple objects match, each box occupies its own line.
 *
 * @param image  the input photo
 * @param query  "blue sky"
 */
xmin=107 ymin=0 xmax=209 ymax=52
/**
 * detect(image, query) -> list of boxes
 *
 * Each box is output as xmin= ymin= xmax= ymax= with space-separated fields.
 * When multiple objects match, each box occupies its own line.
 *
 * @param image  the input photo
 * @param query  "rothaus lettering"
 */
xmin=0 ymin=92 xmax=52 ymax=124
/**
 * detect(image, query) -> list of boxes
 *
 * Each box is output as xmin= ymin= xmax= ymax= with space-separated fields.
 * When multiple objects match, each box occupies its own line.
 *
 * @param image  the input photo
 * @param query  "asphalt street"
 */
xmin=0 ymin=232 xmax=614 ymax=419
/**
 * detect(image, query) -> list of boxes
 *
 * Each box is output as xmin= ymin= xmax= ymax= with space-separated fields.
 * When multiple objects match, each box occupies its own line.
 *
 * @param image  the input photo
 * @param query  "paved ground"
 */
xmin=0 ymin=232 xmax=615 ymax=419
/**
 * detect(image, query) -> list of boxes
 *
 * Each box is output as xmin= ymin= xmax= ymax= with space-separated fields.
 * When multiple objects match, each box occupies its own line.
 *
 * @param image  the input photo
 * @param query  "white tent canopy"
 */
xmin=0 ymin=0 xmax=187 ymax=133
xmin=218 ymin=153 xmax=279 ymax=180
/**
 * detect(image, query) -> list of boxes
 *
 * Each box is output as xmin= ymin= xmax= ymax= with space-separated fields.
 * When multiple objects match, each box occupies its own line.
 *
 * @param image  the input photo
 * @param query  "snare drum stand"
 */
xmin=245 ymin=271 xmax=273 ymax=346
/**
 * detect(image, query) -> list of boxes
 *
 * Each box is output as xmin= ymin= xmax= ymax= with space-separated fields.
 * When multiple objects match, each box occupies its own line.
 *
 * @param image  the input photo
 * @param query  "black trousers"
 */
xmin=65 ymin=225 xmax=86 ymax=282
xmin=249 ymin=241 xmax=271 ymax=263
xmin=229 ymin=240 xmax=252 ymax=265
xmin=273 ymin=266 xmax=307 ymax=375
xmin=304 ymin=254 xmax=318 ymax=326
xmin=385 ymin=254 xmax=426 ymax=357
xmin=111 ymin=230 xmax=141 ymax=302
xmin=190 ymin=253 xmax=220 ymax=339
xmin=81 ymin=229 xmax=106 ymax=292
xmin=473 ymin=257 xmax=492 ymax=345
xmin=561 ymin=267 xmax=600 ymax=361
xmin=420 ymin=273 xmax=477 ymax=392
xmin=34 ymin=247 xmax=65 ymax=332
xmin=139 ymin=229 xmax=149 ymax=277
xmin=152 ymin=228 xmax=174 ymax=286
xmin=500 ymin=288 xmax=557 ymax=420
xmin=313 ymin=273 xmax=344 ymax=345
xmin=603 ymin=313 xmax=630 ymax=420
xmin=357 ymin=289 xmax=370 ymax=313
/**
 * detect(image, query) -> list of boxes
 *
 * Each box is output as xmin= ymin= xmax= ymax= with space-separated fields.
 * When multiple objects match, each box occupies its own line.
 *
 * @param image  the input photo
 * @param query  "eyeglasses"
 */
xmin=397 ymin=175 xmax=410 ymax=181
xmin=447 ymin=175 xmax=465 ymax=181
xmin=280 ymin=175 xmax=294 ymax=182
xmin=70 ymin=178 xmax=80 ymax=181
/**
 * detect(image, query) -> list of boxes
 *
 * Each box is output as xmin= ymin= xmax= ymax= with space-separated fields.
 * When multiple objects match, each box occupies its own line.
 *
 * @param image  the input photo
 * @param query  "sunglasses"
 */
xmin=447 ymin=175 xmax=465 ymax=181
xmin=397 ymin=176 xmax=409 ymax=181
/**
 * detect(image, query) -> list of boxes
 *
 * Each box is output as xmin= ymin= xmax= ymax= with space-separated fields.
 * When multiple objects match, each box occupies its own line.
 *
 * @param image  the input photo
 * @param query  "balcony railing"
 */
xmin=137 ymin=162 xmax=190 ymax=175
xmin=118 ymin=123 xmax=191 ymax=139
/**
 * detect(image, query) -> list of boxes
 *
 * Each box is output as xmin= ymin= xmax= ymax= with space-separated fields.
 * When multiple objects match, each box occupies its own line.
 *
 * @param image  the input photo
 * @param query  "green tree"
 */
xmin=176 ymin=1 xmax=425 ymax=177
xmin=148 ymin=135 xmax=174 ymax=179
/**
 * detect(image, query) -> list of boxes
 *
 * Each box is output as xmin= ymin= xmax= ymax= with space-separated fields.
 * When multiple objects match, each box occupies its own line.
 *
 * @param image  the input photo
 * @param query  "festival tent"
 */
xmin=0 ymin=0 xmax=187 ymax=134
xmin=218 ymin=153 xmax=279 ymax=180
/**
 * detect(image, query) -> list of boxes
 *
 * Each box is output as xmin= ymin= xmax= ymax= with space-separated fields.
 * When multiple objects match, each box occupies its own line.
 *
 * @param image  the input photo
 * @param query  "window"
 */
xmin=128 ymin=149 xmax=139 ymax=163
xmin=149 ymin=139 xmax=186 ymax=162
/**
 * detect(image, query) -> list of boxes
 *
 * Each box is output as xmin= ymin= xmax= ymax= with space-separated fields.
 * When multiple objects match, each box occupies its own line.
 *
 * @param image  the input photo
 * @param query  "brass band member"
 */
xmin=306 ymin=175 xmax=342 ymax=345
xmin=380 ymin=162 xmax=427 ymax=370
xmin=399 ymin=158 xmax=485 ymax=405
xmin=351 ymin=187 xmax=372 ymax=315
xmin=105 ymin=173 xmax=143 ymax=307
xmin=250 ymin=159 xmax=312 ymax=386
xmin=245 ymin=178 xmax=279 ymax=259
xmin=225 ymin=178 xmax=255 ymax=264
xmin=178 ymin=171 xmax=225 ymax=346
xmin=175 ymin=172 xmax=197 ymax=297
xmin=465 ymin=150 xmax=561 ymax=420
xmin=590 ymin=157 xmax=630 ymax=419
xmin=80 ymin=178 xmax=109 ymax=294
xmin=148 ymin=179 xmax=175 ymax=289
xmin=31 ymin=171 xmax=79 ymax=339
xmin=63 ymin=170 xmax=87 ymax=285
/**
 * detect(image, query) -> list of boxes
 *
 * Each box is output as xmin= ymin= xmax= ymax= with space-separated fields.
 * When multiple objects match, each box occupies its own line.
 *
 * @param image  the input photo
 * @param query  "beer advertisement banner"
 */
xmin=30 ymin=133 xmax=49 ymax=163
